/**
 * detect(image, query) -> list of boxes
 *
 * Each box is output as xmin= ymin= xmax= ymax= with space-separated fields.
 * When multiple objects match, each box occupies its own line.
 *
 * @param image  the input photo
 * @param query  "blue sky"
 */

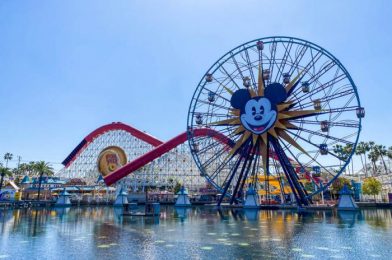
xmin=0 ymin=0 xmax=391 ymax=170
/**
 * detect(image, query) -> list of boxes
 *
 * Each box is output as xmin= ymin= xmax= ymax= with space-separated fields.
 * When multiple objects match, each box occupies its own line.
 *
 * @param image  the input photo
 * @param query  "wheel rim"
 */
xmin=187 ymin=36 xmax=362 ymax=205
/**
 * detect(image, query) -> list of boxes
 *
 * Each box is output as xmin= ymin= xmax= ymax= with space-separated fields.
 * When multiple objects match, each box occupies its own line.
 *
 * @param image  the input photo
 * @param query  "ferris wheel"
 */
xmin=187 ymin=36 xmax=364 ymax=206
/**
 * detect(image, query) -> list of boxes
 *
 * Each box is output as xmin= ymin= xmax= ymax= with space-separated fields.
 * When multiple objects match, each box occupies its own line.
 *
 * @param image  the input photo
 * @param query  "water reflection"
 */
xmin=0 ymin=207 xmax=391 ymax=259
xmin=174 ymin=207 xmax=191 ymax=221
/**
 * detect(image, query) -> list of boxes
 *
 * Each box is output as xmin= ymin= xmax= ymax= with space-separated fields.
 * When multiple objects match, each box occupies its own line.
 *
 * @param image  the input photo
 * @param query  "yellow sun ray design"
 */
xmin=222 ymin=85 xmax=234 ymax=95
xmin=277 ymin=101 xmax=293 ymax=111
xmin=248 ymin=88 xmax=257 ymax=98
xmin=230 ymin=109 xmax=240 ymax=116
xmin=261 ymin=133 xmax=267 ymax=145
xmin=281 ymin=120 xmax=299 ymax=129
xmin=276 ymin=129 xmax=309 ymax=156
xmin=228 ymin=131 xmax=252 ymax=157
xmin=208 ymin=67 xmax=322 ymax=178
xmin=285 ymin=70 xmax=304 ymax=93
xmin=259 ymin=140 xmax=268 ymax=174
xmin=233 ymin=126 xmax=246 ymax=135
xmin=257 ymin=64 xmax=264 ymax=96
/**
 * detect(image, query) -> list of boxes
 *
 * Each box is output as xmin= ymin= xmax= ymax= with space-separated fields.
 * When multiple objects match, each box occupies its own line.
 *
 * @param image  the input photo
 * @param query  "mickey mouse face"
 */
xmin=230 ymin=83 xmax=287 ymax=135
xmin=241 ymin=97 xmax=277 ymax=134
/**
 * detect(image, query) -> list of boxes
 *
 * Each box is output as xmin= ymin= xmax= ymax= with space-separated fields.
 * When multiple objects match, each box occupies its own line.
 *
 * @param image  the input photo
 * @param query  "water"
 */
xmin=1 ymin=206 xmax=391 ymax=259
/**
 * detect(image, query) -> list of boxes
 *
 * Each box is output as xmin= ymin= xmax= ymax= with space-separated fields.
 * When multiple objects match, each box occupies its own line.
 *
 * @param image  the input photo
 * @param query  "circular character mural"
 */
xmin=97 ymin=146 xmax=127 ymax=177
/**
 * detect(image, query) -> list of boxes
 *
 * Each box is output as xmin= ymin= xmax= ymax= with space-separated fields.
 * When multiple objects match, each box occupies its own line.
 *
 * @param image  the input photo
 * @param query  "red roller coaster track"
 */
xmin=62 ymin=122 xmax=163 ymax=168
xmin=63 ymin=122 xmax=321 ymax=186
xmin=103 ymin=128 xmax=233 ymax=185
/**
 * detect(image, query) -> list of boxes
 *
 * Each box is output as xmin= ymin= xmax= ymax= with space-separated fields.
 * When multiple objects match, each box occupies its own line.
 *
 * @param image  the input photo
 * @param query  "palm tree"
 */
xmin=368 ymin=150 xmax=379 ymax=175
xmin=0 ymin=166 xmax=12 ymax=193
xmin=374 ymin=145 xmax=388 ymax=173
xmin=367 ymin=141 xmax=379 ymax=175
xmin=28 ymin=161 xmax=37 ymax=176
xmin=356 ymin=141 xmax=371 ymax=177
xmin=33 ymin=161 xmax=54 ymax=201
xmin=4 ymin=153 xmax=13 ymax=168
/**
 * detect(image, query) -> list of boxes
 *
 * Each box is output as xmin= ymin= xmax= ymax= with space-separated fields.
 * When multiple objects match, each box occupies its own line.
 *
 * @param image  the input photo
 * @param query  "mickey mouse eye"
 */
xmin=260 ymin=106 xmax=264 ymax=113
xmin=252 ymin=107 xmax=256 ymax=115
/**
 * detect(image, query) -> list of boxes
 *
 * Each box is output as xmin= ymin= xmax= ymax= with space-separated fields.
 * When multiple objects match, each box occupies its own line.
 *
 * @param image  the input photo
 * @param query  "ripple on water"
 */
xmin=301 ymin=254 xmax=316 ymax=258
xmin=0 ymin=255 xmax=10 ymax=259
xmin=200 ymin=246 xmax=213 ymax=250
xmin=239 ymin=242 xmax=250 ymax=246
xmin=314 ymin=246 xmax=330 ymax=251
xmin=97 ymin=245 xmax=110 ymax=248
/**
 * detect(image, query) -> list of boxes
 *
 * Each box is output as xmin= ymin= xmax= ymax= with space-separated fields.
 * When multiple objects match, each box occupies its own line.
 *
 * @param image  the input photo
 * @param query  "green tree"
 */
xmin=4 ymin=153 xmax=13 ymax=168
xmin=29 ymin=161 xmax=37 ymax=176
xmin=33 ymin=161 xmax=54 ymax=201
xmin=362 ymin=177 xmax=382 ymax=200
xmin=173 ymin=181 xmax=182 ymax=194
xmin=330 ymin=177 xmax=352 ymax=198
xmin=0 ymin=166 xmax=12 ymax=193
xmin=304 ymin=181 xmax=315 ymax=193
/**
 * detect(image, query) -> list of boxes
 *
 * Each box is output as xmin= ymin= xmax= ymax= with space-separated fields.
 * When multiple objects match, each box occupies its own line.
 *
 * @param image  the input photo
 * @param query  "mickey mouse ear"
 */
xmin=264 ymin=83 xmax=287 ymax=104
xmin=231 ymin=89 xmax=251 ymax=109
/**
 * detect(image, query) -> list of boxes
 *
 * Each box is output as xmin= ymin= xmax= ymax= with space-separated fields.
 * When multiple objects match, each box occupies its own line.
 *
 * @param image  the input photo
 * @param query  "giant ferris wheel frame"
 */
xmin=187 ymin=36 xmax=363 ymax=206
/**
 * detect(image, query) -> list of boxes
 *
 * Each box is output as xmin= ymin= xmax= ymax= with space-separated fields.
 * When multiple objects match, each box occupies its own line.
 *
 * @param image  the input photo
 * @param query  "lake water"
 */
xmin=0 ymin=206 xmax=391 ymax=259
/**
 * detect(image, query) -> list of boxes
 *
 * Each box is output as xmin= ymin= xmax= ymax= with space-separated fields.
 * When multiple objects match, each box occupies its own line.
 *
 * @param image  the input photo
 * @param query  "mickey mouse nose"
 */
xmin=255 ymin=115 xmax=263 ymax=121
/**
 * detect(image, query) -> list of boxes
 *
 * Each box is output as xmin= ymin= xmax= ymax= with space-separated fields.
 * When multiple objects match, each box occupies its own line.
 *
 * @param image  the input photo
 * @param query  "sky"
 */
xmin=0 ymin=0 xmax=391 ymax=171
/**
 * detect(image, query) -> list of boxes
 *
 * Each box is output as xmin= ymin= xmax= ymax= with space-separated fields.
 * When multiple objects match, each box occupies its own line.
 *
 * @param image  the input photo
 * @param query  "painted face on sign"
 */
xmin=240 ymin=97 xmax=277 ymax=135
xmin=105 ymin=153 xmax=122 ymax=172
xmin=230 ymin=83 xmax=287 ymax=135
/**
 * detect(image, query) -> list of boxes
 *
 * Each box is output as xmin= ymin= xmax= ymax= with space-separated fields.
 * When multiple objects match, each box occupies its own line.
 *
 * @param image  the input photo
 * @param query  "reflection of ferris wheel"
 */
xmin=187 ymin=36 xmax=364 ymax=206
